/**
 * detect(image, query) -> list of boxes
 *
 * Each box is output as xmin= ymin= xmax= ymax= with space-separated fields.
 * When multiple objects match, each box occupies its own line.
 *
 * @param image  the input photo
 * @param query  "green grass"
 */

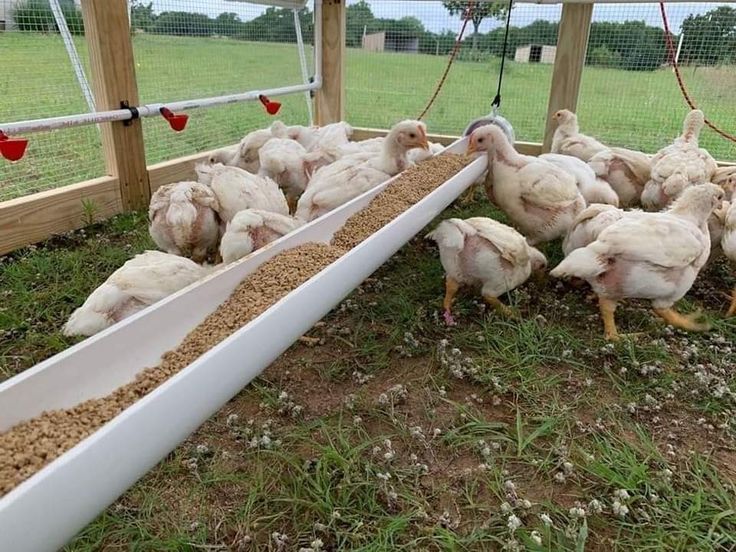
xmin=2 ymin=196 xmax=735 ymax=550
xmin=2 ymin=32 xmax=735 ymax=200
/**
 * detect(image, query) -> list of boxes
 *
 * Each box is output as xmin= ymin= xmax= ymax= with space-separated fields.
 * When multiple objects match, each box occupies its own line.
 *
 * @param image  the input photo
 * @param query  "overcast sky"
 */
xmin=149 ymin=1 xmax=728 ymax=33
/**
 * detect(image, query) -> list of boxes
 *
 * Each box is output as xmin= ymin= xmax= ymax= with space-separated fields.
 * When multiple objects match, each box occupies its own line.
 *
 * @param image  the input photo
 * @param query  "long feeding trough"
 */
xmin=0 ymin=138 xmax=487 ymax=551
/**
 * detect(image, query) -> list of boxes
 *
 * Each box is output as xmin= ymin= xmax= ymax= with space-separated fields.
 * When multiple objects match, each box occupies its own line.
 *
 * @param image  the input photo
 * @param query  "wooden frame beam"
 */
xmin=81 ymin=0 xmax=150 ymax=211
xmin=542 ymin=3 xmax=594 ymax=152
xmin=0 ymin=177 xmax=121 ymax=255
xmin=314 ymin=0 xmax=346 ymax=125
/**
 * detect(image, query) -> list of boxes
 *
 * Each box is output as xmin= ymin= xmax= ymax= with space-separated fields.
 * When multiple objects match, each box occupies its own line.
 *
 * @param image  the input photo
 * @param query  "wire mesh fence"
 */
xmin=0 ymin=3 xmax=103 ymax=201
xmin=0 ymin=0 xmax=316 ymax=202
xmin=1 ymin=0 xmax=735 ymax=205
xmin=132 ymin=0 xmax=315 ymax=165
xmin=347 ymin=0 xmax=736 ymax=160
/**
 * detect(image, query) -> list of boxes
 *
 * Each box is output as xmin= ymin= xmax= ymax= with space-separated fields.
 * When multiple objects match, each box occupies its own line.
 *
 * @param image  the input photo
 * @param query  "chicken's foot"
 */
xmin=483 ymin=295 xmax=518 ymax=319
xmin=653 ymin=308 xmax=710 ymax=332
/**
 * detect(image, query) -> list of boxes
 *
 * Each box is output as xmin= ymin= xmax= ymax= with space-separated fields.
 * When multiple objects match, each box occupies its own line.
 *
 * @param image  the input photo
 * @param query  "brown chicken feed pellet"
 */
xmin=332 ymin=153 xmax=473 ymax=250
xmin=0 ymin=152 xmax=472 ymax=497
xmin=0 ymin=243 xmax=344 ymax=496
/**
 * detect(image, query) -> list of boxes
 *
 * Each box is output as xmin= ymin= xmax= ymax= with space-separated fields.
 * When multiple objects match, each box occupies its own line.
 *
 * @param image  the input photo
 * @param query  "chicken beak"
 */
xmin=419 ymin=137 xmax=430 ymax=150
xmin=467 ymin=141 xmax=477 ymax=155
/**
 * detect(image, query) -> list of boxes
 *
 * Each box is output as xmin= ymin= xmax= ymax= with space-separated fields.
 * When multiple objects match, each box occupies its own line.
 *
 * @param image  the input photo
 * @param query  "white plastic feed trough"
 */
xmin=0 ymin=138 xmax=487 ymax=551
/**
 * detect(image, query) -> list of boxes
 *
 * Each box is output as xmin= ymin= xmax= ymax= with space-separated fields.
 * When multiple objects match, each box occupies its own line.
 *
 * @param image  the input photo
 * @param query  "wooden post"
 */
xmin=542 ymin=3 xmax=593 ymax=152
xmin=314 ymin=0 xmax=346 ymax=126
xmin=81 ymin=0 xmax=150 ymax=210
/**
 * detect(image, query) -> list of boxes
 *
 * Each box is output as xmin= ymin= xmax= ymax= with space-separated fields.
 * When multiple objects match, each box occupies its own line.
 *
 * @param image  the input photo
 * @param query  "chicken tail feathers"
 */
xmin=550 ymin=247 xmax=606 ymax=280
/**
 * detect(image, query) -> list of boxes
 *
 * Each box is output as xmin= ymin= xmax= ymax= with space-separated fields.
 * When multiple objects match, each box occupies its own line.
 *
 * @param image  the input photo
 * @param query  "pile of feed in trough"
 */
xmin=0 ymin=243 xmax=344 ymax=497
xmin=0 ymin=152 xmax=475 ymax=496
xmin=332 ymin=153 xmax=473 ymax=250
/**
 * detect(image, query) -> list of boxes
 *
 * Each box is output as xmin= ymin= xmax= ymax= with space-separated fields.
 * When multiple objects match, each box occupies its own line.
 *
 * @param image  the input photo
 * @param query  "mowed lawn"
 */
xmin=1 ymin=32 xmax=735 ymax=200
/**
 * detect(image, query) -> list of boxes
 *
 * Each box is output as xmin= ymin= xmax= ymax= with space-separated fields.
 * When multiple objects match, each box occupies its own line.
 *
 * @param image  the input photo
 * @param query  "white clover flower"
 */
xmin=507 ymin=514 xmax=522 ymax=533
xmin=554 ymin=472 xmax=567 ymax=483
xmin=569 ymin=506 xmax=586 ymax=519
xmin=531 ymin=530 xmax=543 ymax=546
xmin=614 ymin=489 xmax=630 ymax=500
xmin=521 ymin=499 xmax=532 ymax=509
xmin=612 ymin=500 xmax=629 ymax=517
xmin=540 ymin=513 xmax=553 ymax=527
xmin=433 ymin=428 xmax=442 ymax=437
xmin=226 ymin=413 xmax=239 ymax=426
xmin=504 ymin=480 xmax=516 ymax=492
xmin=562 ymin=461 xmax=574 ymax=475
xmin=588 ymin=499 xmax=603 ymax=514
xmin=377 ymin=472 xmax=391 ymax=481
xmin=195 ymin=444 xmax=209 ymax=455
xmin=500 ymin=502 xmax=512 ymax=514
xmin=353 ymin=416 xmax=363 ymax=426
xmin=384 ymin=451 xmax=396 ymax=461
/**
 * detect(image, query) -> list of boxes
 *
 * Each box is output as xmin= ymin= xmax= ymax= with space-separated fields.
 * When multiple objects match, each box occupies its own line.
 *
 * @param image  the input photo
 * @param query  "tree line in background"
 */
xmin=11 ymin=0 xmax=736 ymax=70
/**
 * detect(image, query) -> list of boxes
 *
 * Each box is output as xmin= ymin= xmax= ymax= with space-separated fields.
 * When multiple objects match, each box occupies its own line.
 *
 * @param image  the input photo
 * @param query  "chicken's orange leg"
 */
xmin=653 ymin=308 xmax=710 ymax=332
xmin=598 ymin=297 xmax=619 ymax=341
xmin=726 ymin=287 xmax=736 ymax=317
xmin=483 ymin=295 xmax=517 ymax=319
xmin=443 ymin=277 xmax=460 ymax=326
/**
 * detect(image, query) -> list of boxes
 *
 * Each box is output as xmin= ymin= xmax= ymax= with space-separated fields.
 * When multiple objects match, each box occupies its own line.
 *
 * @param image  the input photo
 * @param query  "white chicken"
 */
xmin=295 ymin=119 xmax=430 ymax=222
xmin=407 ymin=142 xmax=446 ymax=165
xmin=219 ymin=209 xmax=303 ymax=264
xmin=587 ymin=147 xmax=652 ymax=207
xmin=257 ymin=138 xmax=310 ymax=212
xmin=706 ymin=200 xmax=730 ymax=264
xmin=721 ymin=201 xmax=736 ymax=316
xmin=539 ymin=153 xmax=619 ymax=207
xmin=148 ymin=181 xmax=220 ymax=263
xmin=206 ymin=145 xmax=240 ymax=167
xmin=712 ymin=166 xmax=736 ymax=201
xmin=228 ymin=127 xmax=277 ymax=173
xmin=63 ymin=251 xmax=214 ymax=337
xmin=427 ymin=217 xmax=547 ymax=325
xmin=272 ymin=120 xmax=353 ymax=152
xmin=551 ymin=110 xmax=608 ymax=162
xmin=468 ymin=124 xmax=586 ymax=244
xmin=551 ymin=183 xmax=724 ymax=340
xmin=196 ymin=163 xmax=289 ymax=222
xmin=562 ymin=203 xmax=626 ymax=256
xmin=641 ymin=110 xmax=717 ymax=210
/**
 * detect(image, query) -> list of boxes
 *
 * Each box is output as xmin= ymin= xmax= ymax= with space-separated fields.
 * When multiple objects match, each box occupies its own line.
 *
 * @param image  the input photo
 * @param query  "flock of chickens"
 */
xmin=63 ymin=119 xmax=439 ymax=337
xmin=429 ymin=109 xmax=736 ymax=340
xmin=62 ymin=108 xmax=736 ymax=343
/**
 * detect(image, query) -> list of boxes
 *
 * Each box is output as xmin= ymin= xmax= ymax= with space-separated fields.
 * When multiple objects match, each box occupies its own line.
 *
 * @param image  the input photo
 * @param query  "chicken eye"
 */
xmin=478 ymin=138 xmax=484 ymax=143
xmin=409 ymin=132 xmax=416 ymax=139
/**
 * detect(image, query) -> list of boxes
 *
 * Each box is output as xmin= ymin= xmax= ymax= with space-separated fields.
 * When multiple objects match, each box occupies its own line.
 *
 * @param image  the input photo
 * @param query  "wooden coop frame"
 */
xmin=0 ymin=0 xmax=730 ymax=255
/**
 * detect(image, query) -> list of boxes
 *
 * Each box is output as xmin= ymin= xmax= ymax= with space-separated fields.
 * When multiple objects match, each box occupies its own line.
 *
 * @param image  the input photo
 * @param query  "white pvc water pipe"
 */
xmin=0 ymin=139 xmax=486 ymax=551
xmin=48 ymin=0 xmax=96 ymax=113
xmin=0 ymin=83 xmax=319 ymax=135
xmin=294 ymin=8 xmax=314 ymax=125
xmin=0 ymin=0 xmax=323 ymax=137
